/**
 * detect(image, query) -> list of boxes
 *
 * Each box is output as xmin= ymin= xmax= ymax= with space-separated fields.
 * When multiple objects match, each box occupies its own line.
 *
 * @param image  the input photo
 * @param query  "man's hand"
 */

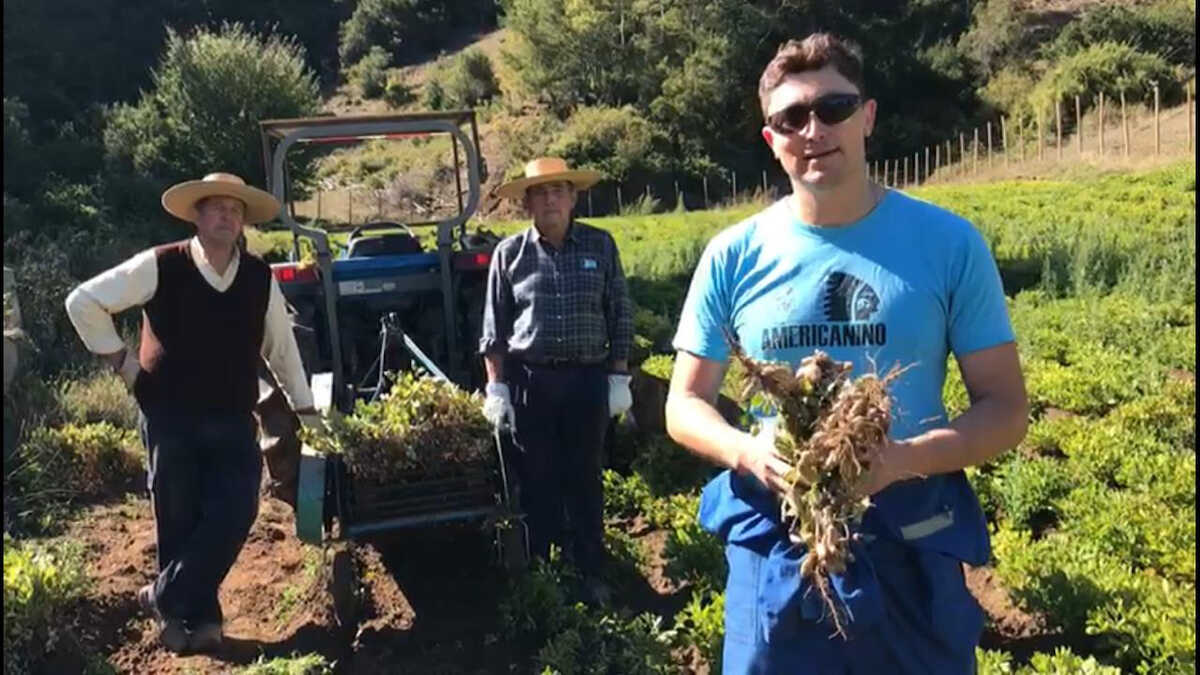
xmin=733 ymin=421 xmax=794 ymax=498
xmin=607 ymin=373 xmax=632 ymax=418
xmin=110 ymin=348 xmax=140 ymax=391
xmin=482 ymin=382 xmax=516 ymax=430
xmin=854 ymin=438 xmax=908 ymax=497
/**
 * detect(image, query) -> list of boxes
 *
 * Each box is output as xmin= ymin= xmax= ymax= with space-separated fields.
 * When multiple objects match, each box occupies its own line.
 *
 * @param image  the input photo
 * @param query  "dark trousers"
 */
xmin=507 ymin=361 xmax=608 ymax=574
xmin=139 ymin=408 xmax=262 ymax=629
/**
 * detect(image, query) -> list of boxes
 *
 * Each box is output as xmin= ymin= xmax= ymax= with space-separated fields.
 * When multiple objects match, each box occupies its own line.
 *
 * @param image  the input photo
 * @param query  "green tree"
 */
xmin=547 ymin=105 xmax=662 ymax=181
xmin=104 ymin=23 xmax=321 ymax=192
xmin=339 ymin=0 xmax=446 ymax=66
xmin=443 ymin=49 xmax=501 ymax=108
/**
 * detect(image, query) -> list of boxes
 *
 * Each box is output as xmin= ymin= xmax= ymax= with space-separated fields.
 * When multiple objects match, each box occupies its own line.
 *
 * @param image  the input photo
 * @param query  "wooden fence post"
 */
xmin=1153 ymin=82 xmax=1161 ymax=156
xmin=924 ymin=146 xmax=930 ymax=182
xmin=617 ymin=185 xmax=623 ymax=212
xmin=1037 ymin=107 xmax=1044 ymax=160
xmin=901 ymin=157 xmax=907 ymax=187
xmin=702 ymin=176 xmax=708 ymax=209
xmin=882 ymin=160 xmax=889 ymax=186
xmin=1188 ymin=81 xmax=1194 ymax=152
xmin=986 ymin=122 xmax=993 ymax=168
xmin=945 ymin=140 xmax=951 ymax=176
xmin=1098 ymin=92 xmax=1105 ymax=157
xmin=959 ymin=133 xmax=966 ymax=177
xmin=934 ymin=144 xmax=940 ymax=180
xmin=761 ymin=170 xmax=767 ymax=197
xmin=732 ymin=172 xmax=738 ymax=203
xmin=1075 ymin=95 xmax=1082 ymax=156
xmin=1001 ymin=116 xmax=1009 ymax=166
xmin=1121 ymin=90 xmax=1129 ymax=159
xmin=972 ymin=128 xmax=979 ymax=175
xmin=1018 ymin=115 xmax=1025 ymax=162
xmin=1055 ymin=100 xmax=1062 ymax=161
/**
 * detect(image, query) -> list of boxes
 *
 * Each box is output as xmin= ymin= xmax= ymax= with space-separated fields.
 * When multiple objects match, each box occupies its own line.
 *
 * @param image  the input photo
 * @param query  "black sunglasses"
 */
xmin=767 ymin=94 xmax=862 ymax=133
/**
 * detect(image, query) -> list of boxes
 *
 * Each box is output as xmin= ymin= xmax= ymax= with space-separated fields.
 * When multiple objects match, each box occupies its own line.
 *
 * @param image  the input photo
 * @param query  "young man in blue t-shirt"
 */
xmin=665 ymin=34 xmax=1029 ymax=673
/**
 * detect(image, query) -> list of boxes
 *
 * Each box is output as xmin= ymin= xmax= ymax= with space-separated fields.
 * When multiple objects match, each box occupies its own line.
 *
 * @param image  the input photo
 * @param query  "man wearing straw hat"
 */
xmin=65 ymin=172 xmax=320 ymax=653
xmin=480 ymin=157 xmax=634 ymax=603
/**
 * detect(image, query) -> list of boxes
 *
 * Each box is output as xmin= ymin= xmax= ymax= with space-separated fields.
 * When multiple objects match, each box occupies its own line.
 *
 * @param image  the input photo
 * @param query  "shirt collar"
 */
xmin=527 ymin=220 xmax=579 ymax=247
xmin=189 ymin=236 xmax=241 ymax=287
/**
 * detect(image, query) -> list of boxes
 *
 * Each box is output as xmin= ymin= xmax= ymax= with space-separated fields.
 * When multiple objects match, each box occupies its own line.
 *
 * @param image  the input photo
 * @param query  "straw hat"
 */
xmin=494 ymin=157 xmax=603 ymax=200
xmin=161 ymin=172 xmax=281 ymax=225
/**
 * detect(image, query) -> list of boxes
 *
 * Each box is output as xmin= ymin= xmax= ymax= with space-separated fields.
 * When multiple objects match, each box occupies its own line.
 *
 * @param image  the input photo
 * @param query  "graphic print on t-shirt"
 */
xmin=823 ymin=271 xmax=880 ymax=322
xmin=760 ymin=270 xmax=887 ymax=352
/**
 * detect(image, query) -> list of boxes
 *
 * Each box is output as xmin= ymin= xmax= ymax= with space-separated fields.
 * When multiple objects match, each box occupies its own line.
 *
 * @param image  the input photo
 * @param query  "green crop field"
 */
xmin=5 ymin=161 xmax=1194 ymax=673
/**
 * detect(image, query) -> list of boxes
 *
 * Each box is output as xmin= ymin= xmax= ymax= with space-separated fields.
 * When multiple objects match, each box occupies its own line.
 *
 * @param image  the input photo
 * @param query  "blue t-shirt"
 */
xmin=673 ymin=189 xmax=1013 ymax=565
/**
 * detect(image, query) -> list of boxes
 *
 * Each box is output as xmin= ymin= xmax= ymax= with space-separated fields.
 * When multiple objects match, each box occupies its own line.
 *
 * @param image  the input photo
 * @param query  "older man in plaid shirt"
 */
xmin=480 ymin=157 xmax=634 ymax=602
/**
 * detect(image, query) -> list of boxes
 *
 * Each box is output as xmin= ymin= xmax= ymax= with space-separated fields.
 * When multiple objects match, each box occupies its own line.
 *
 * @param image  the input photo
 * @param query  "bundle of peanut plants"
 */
xmin=728 ymin=337 xmax=904 ymax=636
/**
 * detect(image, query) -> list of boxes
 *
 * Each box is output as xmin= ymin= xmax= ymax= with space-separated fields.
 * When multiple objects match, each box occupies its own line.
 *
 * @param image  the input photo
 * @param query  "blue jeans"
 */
xmin=506 ymin=361 xmax=608 ymax=574
xmin=721 ymin=537 xmax=982 ymax=674
xmin=139 ymin=408 xmax=262 ymax=629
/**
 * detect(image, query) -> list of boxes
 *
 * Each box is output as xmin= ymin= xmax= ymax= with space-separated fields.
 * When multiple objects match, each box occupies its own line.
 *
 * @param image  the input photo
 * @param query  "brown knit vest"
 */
xmin=134 ymin=240 xmax=271 ymax=415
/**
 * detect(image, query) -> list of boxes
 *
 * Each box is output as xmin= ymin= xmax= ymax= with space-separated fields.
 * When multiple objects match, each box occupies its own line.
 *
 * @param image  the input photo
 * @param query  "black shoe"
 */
xmin=137 ymin=584 xmax=188 ymax=652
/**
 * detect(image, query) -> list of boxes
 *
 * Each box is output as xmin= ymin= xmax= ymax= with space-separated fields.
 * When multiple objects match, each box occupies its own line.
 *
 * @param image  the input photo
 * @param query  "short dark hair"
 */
xmin=757 ymin=33 xmax=866 ymax=120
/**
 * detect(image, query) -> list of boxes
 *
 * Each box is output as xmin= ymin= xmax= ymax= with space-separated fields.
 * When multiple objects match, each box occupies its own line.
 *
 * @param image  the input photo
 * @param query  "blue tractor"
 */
xmin=256 ymin=111 xmax=527 ymax=571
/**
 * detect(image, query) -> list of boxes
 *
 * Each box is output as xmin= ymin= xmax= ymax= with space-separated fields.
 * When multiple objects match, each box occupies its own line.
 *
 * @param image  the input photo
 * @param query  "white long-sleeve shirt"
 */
xmin=64 ymin=237 xmax=314 ymax=412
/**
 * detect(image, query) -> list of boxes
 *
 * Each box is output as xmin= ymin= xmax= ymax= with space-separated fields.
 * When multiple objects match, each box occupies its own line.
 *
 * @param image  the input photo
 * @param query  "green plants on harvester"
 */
xmin=300 ymin=372 xmax=492 ymax=482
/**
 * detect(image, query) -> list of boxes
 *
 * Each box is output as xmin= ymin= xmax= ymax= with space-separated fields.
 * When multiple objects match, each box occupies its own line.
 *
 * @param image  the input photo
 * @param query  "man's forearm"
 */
xmin=665 ymin=392 xmax=752 ymax=472
xmin=889 ymin=395 xmax=1029 ymax=482
xmin=483 ymin=352 xmax=504 ymax=384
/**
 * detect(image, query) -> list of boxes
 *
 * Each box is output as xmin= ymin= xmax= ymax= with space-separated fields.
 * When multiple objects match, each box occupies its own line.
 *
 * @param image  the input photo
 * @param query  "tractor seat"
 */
xmin=346 ymin=233 xmax=423 ymax=258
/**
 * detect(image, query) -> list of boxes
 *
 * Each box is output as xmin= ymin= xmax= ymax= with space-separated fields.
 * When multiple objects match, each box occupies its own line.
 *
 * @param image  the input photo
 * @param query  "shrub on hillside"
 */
xmin=3 ymin=536 xmax=90 ymax=675
xmin=337 ymin=0 xmax=448 ymax=66
xmin=383 ymin=73 xmax=417 ymax=108
xmin=547 ymin=106 xmax=663 ymax=184
xmin=104 ymin=22 xmax=320 ymax=191
xmin=1042 ymin=2 xmax=1196 ymax=68
xmin=346 ymin=46 xmax=392 ymax=99
xmin=442 ymin=49 xmax=500 ymax=109
xmin=1029 ymin=42 xmax=1181 ymax=114
xmin=957 ymin=0 xmax=1027 ymax=77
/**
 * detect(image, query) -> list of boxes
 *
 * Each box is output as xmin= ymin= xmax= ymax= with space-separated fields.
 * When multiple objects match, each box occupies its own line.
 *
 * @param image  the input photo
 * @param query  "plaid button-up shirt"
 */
xmin=479 ymin=220 xmax=633 ymax=365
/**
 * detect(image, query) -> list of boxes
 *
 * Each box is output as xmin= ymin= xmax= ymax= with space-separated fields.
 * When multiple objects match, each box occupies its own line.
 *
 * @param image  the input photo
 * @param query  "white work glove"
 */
xmin=483 ymin=382 xmax=516 ymax=430
xmin=115 ymin=349 xmax=141 ymax=391
xmin=607 ymin=373 xmax=633 ymax=418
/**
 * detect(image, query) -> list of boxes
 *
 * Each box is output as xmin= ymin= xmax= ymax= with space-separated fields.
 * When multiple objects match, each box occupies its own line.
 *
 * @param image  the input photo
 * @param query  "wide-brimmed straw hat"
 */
xmin=494 ymin=157 xmax=603 ymax=200
xmin=161 ymin=172 xmax=281 ymax=225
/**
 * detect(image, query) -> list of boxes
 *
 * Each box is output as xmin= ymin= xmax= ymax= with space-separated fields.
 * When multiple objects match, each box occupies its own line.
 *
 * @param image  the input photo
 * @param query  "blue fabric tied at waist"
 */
xmin=700 ymin=471 xmax=887 ymax=640
xmin=700 ymin=468 xmax=989 ymax=642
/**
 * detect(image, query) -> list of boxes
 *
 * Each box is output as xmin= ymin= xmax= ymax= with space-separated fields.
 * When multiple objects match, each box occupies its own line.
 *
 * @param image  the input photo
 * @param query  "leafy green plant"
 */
xmin=669 ymin=589 xmax=724 ymax=671
xmin=346 ymin=46 xmax=392 ymax=99
xmin=57 ymin=371 xmax=139 ymax=430
xmin=663 ymin=518 xmax=725 ymax=590
xmin=236 ymin=654 xmax=335 ymax=675
xmin=4 ymin=535 xmax=90 ymax=675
